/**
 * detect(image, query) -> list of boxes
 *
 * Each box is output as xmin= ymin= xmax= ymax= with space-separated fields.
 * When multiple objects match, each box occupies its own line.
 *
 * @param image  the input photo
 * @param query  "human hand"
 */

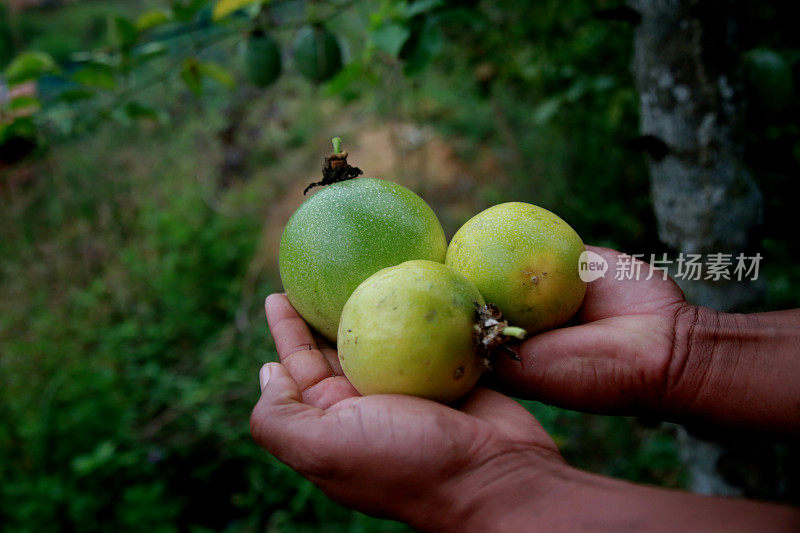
xmin=251 ymin=295 xmax=800 ymax=531
xmin=250 ymin=294 xmax=566 ymax=530
xmin=491 ymin=246 xmax=800 ymax=431
xmin=490 ymin=246 xmax=689 ymax=415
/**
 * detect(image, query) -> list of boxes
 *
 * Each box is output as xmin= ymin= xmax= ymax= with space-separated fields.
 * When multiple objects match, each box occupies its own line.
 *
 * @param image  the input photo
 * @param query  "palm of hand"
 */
xmin=251 ymin=294 xmax=561 ymax=519
xmin=491 ymin=246 xmax=688 ymax=413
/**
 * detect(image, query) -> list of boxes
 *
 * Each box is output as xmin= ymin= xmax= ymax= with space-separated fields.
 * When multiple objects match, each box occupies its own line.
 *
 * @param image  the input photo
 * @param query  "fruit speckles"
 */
xmin=279 ymin=178 xmax=447 ymax=341
xmin=446 ymin=202 xmax=586 ymax=334
xmin=338 ymin=260 xmax=486 ymax=403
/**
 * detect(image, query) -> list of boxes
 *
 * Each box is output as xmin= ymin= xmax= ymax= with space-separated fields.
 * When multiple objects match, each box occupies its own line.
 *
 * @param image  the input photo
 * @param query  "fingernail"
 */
xmin=259 ymin=364 xmax=271 ymax=392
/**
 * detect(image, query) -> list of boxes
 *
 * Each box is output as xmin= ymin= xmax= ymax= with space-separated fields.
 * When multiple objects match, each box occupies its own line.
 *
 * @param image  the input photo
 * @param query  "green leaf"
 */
xmin=55 ymin=88 xmax=95 ymax=104
xmin=533 ymin=97 xmax=561 ymax=125
xmin=323 ymin=62 xmax=370 ymax=98
xmin=7 ymin=95 xmax=40 ymax=113
xmin=4 ymin=51 xmax=57 ymax=85
xmin=172 ymin=0 xmax=211 ymax=22
xmin=132 ymin=42 xmax=169 ymax=64
xmin=72 ymin=441 xmax=117 ymax=476
xmin=113 ymin=102 xmax=166 ymax=125
xmin=0 ymin=116 xmax=37 ymax=145
xmin=591 ymin=75 xmax=616 ymax=92
xmin=564 ymin=79 xmax=586 ymax=102
xmin=72 ymin=64 xmax=116 ymax=90
xmin=405 ymin=0 xmax=443 ymax=19
xmin=400 ymin=16 xmax=443 ymax=75
xmin=197 ymin=61 xmax=235 ymax=88
xmin=180 ymin=58 xmax=203 ymax=95
xmin=108 ymin=16 xmax=138 ymax=50
xmin=125 ymin=102 xmax=162 ymax=121
xmin=136 ymin=9 xmax=173 ymax=31
xmin=370 ymin=23 xmax=410 ymax=58
xmin=212 ymin=0 xmax=263 ymax=21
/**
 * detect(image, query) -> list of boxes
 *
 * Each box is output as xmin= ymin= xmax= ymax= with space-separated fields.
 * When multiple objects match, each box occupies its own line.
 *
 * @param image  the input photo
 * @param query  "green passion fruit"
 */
xmin=744 ymin=48 xmax=795 ymax=114
xmin=245 ymin=30 xmax=282 ymax=88
xmin=446 ymin=202 xmax=586 ymax=334
xmin=337 ymin=260 xmax=488 ymax=403
xmin=293 ymin=26 xmax=343 ymax=83
xmin=279 ymin=178 xmax=447 ymax=342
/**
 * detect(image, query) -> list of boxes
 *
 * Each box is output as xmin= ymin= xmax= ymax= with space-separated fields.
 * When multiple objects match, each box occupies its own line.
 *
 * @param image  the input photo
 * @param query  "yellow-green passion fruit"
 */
xmin=279 ymin=178 xmax=447 ymax=342
xmin=337 ymin=260 xmax=487 ymax=403
xmin=446 ymin=202 xmax=586 ymax=334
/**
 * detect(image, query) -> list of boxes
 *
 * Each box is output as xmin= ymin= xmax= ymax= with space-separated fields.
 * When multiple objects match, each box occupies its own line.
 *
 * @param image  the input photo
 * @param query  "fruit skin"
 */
xmin=743 ymin=48 xmax=795 ymax=114
xmin=245 ymin=31 xmax=282 ymax=88
xmin=338 ymin=260 xmax=486 ymax=403
xmin=279 ymin=178 xmax=447 ymax=342
xmin=446 ymin=202 xmax=586 ymax=334
xmin=292 ymin=26 xmax=343 ymax=83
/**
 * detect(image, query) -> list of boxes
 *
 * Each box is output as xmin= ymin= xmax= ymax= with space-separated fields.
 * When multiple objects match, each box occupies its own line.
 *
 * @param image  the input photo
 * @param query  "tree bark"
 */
xmin=628 ymin=0 xmax=785 ymax=500
xmin=629 ymin=0 xmax=764 ymax=312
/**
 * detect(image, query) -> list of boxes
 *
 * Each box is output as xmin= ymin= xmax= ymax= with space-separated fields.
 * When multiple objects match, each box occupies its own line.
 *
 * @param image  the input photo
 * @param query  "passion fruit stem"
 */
xmin=302 ymin=138 xmax=363 ymax=195
xmin=473 ymin=303 xmax=525 ymax=366
xmin=501 ymin=326 xmax=527 ymax=339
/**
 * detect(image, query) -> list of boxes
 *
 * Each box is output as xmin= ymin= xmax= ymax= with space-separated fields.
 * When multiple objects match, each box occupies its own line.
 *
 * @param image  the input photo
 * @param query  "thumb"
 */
xmin=250 ymin=363 xmax=325 ymax=465
xmin=490 ymin=322 xmax=650 ymax=413
xmin=459 ymin=388 xmax=561 ymax=455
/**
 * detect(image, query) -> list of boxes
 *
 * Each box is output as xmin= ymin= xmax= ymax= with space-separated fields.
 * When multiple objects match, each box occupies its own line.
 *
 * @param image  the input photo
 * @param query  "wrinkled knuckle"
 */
xmin=661 ymin=303 xmax=708 ymax=413
xmin=577 ymin=357 xmax=602 ymax=392
xmin=282 ymin=345 xmax=315 ymax=364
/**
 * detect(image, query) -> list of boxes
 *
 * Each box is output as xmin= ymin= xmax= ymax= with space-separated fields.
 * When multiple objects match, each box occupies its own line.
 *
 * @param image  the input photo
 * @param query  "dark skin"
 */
xmin=250 ymin=246 xmax=800 ymax=532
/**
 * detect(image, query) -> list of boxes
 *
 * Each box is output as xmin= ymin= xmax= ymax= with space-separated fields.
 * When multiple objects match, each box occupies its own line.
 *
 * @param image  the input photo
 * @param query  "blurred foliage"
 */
xmin=1 ymin=0 xmax=799 ymax=531
xmin=0 ymin=94 xmax=413 ymax=531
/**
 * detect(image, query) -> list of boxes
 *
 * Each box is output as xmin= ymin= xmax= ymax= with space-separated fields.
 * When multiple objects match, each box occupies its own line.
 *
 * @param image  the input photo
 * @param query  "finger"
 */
xmin=250 ymin=363 xmax=327 ymax=468
xmin=489 ymin=319 xmax=660 ymax=413
xmin=303 ymin=376 xmax=361 ymax=410
xmin=265 ymin=294 xmax=336 ymax=390
xmin=458 ymin=388 xmax=559 ymax=453
xmin=579 ymin=246 xmax=644 ymax=321
xmin=312 ymin=331 xmax=344 ymax=375
xmin=265 ymin=293 xmax=322 ymax=356
xmin=580 ymin=246 xmax=684 ymax=321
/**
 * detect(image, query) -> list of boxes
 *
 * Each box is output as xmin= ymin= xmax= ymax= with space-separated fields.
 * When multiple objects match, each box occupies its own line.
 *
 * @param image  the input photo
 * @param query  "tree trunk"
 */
xmin=629 ymin=0 xmax=764 ymax=312
xmin=628 ymin=0 xmax=782 ymax=499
